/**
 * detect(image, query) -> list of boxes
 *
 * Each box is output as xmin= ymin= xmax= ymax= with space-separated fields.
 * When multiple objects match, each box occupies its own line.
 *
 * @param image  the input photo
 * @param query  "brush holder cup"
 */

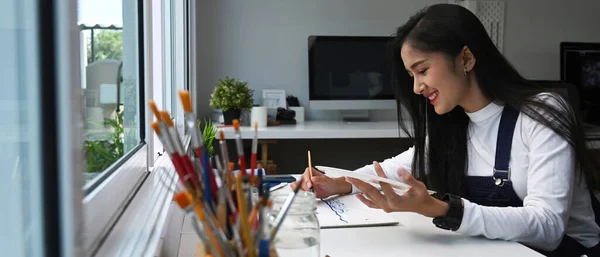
xmin=268 ymin=191 xmax=320 ymax=257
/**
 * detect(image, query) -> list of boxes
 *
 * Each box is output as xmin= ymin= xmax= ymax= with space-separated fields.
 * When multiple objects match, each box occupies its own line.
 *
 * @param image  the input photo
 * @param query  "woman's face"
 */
xmin=400 ymin=43 xmax=471 ymax=115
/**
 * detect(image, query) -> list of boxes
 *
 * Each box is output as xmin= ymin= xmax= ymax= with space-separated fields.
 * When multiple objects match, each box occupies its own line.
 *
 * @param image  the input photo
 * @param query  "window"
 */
xmin=77 ymin=0 xmax=149 ymax=254
xmin=150 ymin=0 xmax=189 ymax=162
xmin=161 ymin=0 xmax=189 ymax=152
xmin=78 ymin=0 xmax=144 ymax=188
xmin=77 ymin=0 xmax=194 ymax=254
xmin=91 ymin=0 xmax=197 ymax=254
xmin=0 ymin=0 xmax=46 ymax=255
xmin=0 ymin=0 xmax=194 ymax=255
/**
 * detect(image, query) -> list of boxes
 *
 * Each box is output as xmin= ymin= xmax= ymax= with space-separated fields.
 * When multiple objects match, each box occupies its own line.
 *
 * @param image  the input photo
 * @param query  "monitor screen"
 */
xmin=561 ymin=42 xmax=600 ymax=126
xmin=308 ymin=36 xmax=395 ymax=101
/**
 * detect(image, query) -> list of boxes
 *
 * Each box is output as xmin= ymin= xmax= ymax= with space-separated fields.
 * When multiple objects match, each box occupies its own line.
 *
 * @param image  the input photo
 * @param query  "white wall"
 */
xmin=503 ymin=0 xmax=600 ymax=80
xmin=195 ymin=0 xmax=600 ymax=120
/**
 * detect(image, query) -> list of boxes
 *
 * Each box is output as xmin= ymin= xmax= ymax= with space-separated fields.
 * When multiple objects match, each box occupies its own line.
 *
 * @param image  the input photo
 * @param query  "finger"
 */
xmin=372 ymin=161 xmax=388 ymax=179
xmin=301 ymin=179 xmax=312 ymax=191
xmin=294 ymin=175 xmax=308 ymax=191
xmin=304 ymin=167 xmax=311 ymax=178
xmin=303 ymin=168 xmax=314 ymax=190
xmin=373 ymin=161 xmax=395 ymax=197
xmin=307 ymin=167 xmax=324 ymax=177
xmin=401 ymin=171 xmax=426 ymax=191
xmin=397 ymin=167 xmax=409 ymax=179
xmin=311 ymin=176 xmax=329 ymax=186
xmin=346 ymin=177 xmax=387 ymax=204
xmin=356 ymin=194 xmax=381 ymax=209
xmin=291 ymin=180 xmax=307 ymax=192
xmin=313 ymin=189 xmax=329 ymax=199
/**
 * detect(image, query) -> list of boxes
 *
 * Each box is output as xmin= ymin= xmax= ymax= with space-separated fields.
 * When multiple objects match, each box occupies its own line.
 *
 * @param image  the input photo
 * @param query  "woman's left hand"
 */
xmin=346 ymin=161 xmax=449 ymax=218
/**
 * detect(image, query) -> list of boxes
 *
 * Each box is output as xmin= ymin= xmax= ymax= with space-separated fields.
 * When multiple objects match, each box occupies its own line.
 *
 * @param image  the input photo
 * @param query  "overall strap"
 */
xmin=494 ymin=106 xmax=519 ymax=186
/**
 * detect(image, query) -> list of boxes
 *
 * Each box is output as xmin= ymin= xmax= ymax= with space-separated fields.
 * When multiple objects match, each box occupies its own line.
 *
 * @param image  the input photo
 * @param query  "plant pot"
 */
xmin=223 ymin=108 xmax=242 ymax=125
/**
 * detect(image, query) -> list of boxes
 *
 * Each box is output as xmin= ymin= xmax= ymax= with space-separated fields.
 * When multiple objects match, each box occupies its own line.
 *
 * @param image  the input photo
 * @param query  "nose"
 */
xmin=413 ymin=78 xmax=425 ymax=95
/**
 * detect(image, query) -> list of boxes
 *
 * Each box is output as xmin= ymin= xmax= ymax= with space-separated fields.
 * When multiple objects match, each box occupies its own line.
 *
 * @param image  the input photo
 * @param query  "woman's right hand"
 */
xmin=290 ymin=167 xmax=352 ymax=198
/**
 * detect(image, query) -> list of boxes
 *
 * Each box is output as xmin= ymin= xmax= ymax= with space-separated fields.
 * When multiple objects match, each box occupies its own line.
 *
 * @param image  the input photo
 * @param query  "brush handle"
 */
xmin=201 ymin=148 xmax=219 ymax=203
xmin=258 ymin=239 xmax=270 ymax=257
xmin=173 ymin=153 xmax=199 ymax=191
xmin=239 ymin=156 xmax=247 ymax=177
xmin=235 ymin=176 xmax=253 ymax=256
xmin=250 ymin=154 xmax=257 ymax=184
xmin=269 ymin=178 xmax=303 ymax=241
xmin=191 ymin=205 xmax=225 ymax=257
xmin=219 ymin=140 xmax=230 ymax=174
xmin=169 ymin=154 xmax=189 ymax=188
xmin=269 ymin=191 xmax=297 ymax=241
xmin=195 ymin=148 xmax=214 ymax=206
xmin=217 ymin=203 xmax=227 ymax=232
xmin=187 ymin=211 xmax=220 ymax=257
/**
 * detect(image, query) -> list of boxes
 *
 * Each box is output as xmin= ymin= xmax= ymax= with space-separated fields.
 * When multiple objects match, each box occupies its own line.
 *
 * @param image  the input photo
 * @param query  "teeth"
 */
xmin=428 ymin=91 xmax=438 ymax=100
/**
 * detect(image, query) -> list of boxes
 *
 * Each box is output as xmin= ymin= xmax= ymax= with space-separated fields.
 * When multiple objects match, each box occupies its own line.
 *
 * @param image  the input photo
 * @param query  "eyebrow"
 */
xmin=408 ymin=59 xmax=428 ymax=70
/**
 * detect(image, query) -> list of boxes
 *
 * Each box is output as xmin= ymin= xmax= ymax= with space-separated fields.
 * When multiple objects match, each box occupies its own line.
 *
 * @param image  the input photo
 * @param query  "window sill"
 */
xmin=94 ymin=135 xmax=190 ymax=257
xmin=83 ymin=144 xmax=149 ymax=254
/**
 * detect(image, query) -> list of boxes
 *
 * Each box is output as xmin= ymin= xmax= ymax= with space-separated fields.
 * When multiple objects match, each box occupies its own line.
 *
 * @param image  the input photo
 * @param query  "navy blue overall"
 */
xmin=463 ymin=106 xmax=600 ymax=257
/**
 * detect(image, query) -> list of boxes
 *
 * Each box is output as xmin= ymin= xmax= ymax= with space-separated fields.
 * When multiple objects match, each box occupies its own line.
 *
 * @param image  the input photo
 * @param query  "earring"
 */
xmin=464 ymin=67 xmax=468 ymax=75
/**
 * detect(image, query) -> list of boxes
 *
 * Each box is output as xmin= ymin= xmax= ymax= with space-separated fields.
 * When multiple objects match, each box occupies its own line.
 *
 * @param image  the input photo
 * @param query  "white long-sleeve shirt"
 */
xmin=352 ymin=98 xmax=600 ymax=251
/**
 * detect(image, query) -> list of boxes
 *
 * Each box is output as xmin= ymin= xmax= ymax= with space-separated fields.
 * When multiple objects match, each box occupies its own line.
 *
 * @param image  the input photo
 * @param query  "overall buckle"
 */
xmin=493 ymin=168 xmax=510 ymax=187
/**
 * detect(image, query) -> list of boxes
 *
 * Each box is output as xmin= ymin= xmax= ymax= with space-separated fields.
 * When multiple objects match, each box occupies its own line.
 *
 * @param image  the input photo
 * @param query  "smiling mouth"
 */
xmin=425 ymin=90 xmax=438 ymax=104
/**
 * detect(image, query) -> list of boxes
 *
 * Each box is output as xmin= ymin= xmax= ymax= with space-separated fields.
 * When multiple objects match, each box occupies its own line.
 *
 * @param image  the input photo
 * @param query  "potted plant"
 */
xmin=198 ymin=118 xmax=218 ymax=157
xmin=209 ymin=76 xmax=254 ymax=125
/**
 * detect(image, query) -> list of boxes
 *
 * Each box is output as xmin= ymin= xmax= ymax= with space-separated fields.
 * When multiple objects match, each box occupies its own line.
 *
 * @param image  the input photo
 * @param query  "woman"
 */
xmin=291 ymin=4 xmax=600 ymax=257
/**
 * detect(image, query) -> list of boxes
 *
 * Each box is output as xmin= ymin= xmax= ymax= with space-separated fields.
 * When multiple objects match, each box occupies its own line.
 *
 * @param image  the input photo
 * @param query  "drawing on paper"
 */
xmin=322 ymin=198 xmax=348 ymax=223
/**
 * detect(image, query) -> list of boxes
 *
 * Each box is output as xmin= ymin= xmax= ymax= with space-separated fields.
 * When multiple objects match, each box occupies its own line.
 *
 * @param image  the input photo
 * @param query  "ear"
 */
xmin=461 ymin=46 xmax=476 ymax=73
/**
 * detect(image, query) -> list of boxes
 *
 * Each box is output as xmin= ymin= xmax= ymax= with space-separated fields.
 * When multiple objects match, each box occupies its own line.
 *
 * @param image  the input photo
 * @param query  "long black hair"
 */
xmin=389 ymin=4 xmax=599 ymax=196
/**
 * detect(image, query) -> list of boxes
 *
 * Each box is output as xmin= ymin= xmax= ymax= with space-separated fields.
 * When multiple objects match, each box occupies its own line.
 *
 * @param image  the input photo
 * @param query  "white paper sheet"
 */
xmin=316 ymin=194 xmax=399 ymax=229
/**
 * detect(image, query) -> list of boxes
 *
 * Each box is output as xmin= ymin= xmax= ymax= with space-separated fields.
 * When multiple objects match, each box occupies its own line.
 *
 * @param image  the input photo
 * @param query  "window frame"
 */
xmin=43 ymin=0 xmax=194 ymax=255
xmin=76 ymin=0 xmax=150 ymax=254
xmin=161 ymin=0 xmax=186 ymax=142
xmin=46 ymin=0 xmax=84 ymax=255
xmin=78 ymin=0 xmax=149 ymax=193
xmin=93 ymin=0 xmax=196 ymax=254
xmin=1 ymin=0 xmax=49 ymax=256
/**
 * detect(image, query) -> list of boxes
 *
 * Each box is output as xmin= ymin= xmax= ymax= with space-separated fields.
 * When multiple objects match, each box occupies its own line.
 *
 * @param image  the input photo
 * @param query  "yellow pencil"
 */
xmin=308 ymin=151 xmax=314 ymax=193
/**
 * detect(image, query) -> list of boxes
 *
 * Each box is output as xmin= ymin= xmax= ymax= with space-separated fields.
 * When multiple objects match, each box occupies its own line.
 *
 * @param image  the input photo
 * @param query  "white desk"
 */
xmin=270 ymin=185 xmax=544 ymax=257
xmin=219 ymin=121 xmax=411 ymax=170
xmin=219 ymin=120 xmax=409 ymax=139
xmin=218 ymin=120 xmax=600 ymax=149
xmin=318 ymin=213 xmax=543 ymax=257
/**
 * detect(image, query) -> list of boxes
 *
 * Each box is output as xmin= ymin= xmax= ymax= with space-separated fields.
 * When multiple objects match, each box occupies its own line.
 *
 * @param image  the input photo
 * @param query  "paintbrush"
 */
xmin=269 ymin=176 xmax=305 ymax=241
xmin=232 ymin=120 xmax=253 ymax=215
xmin=218 ymin=130 xmax=231 ymax=180
xmin=257 ymin=185 xmax=271 ymax=257
xmin=151 ymin=121 xmax=199 ymax=193
xmin=160 ymin=111 xmax=201 ymax=187
xmin=232 ymin=120 xmax=247 ymax=177
xmin=174 ymin=192 xmax=227 ymax=257
xmin=251 ymin=122 xmax=258 ymax=185
xmin=178 ymin=90 xmax=218 ymax=207
xmin=235 ymin=173 xmax=255 ymax=257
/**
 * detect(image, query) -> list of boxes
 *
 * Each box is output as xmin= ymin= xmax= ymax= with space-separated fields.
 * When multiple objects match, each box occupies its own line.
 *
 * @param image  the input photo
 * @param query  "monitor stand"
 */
xmin=341 ymin=110 xmax=371 ymax=122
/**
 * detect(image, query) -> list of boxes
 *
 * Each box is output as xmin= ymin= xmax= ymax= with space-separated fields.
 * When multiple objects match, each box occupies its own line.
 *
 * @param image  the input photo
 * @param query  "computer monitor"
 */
xmin=560 ymin=42 xmax=600 ymax=126
xmin=308 ymin=36 xmax=396 ymax=121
